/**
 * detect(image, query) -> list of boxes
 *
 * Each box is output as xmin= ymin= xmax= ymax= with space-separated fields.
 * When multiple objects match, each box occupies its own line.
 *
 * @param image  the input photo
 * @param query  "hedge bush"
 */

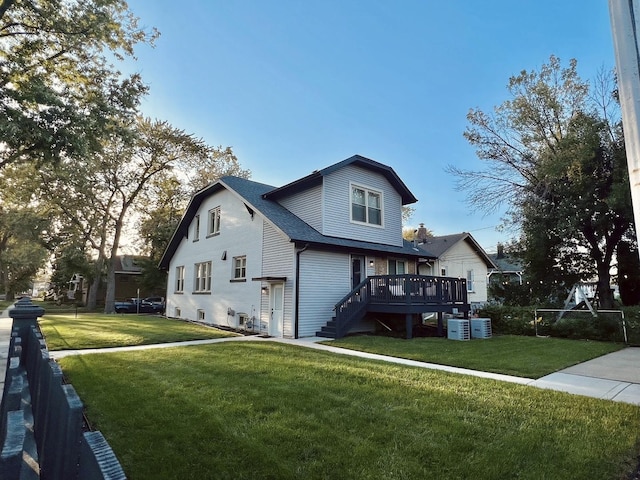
xmin=478 ymin=304 xmax=640 ymax=344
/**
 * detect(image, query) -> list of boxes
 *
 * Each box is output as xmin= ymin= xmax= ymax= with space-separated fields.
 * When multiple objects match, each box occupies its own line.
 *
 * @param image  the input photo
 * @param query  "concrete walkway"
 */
xmin=2 ymin=308 xmax=640 ymax=405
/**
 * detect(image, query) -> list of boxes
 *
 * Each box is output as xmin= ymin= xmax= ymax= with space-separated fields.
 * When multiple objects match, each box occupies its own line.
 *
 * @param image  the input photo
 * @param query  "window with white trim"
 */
xmin=194 ymin=261 xmax=212 ymax=292
xmin=351 ymin=185 xmax=382 ymax=226
xmin=467 ymin=270 xmax=474 ymax=292
xmin=197 ymin=309 xmax=205 ymax=321
xmin=175 ymin=266 xmax=185 ymax=293
xmin=233 ymin=256 xmax=246 ymax=280
xmin=441 ymin=268 xmax=447 ymax=276
xmin=387 ymin=259 xmax=406 ymax=275
xmin=193 ymin=215 xmax=200 ymax=241
xmin=208 ymin=207 xmax=221 ymax=236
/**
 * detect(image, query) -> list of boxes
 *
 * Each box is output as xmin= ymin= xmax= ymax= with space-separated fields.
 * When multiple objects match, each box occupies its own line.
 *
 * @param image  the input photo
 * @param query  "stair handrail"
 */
xmin=333 ymin=278 xmax=371 ymax=337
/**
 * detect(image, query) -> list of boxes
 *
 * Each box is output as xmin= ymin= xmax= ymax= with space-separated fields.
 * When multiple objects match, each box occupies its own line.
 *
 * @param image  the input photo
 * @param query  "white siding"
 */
xmin=434 ymin=240 xmax=489 ymax=304
xmin=166 ymin=188 xmax=263 ymax=328
xmin=261 ymin=222 xmax=295 ymax=337
xmin=278 ymin=184 xmax=323 ymax=232
xmin=322 ymin=165 xmax=403 ymax=246
xmin=298 ymin=250 xmax=351 ymax=337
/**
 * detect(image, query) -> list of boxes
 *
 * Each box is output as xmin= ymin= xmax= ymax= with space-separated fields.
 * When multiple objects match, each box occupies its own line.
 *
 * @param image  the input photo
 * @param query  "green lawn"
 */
xmin=324 ymin=334 xmax=624 ymax=378
xmin=39 ymin=313 xmax=238 ymax=350
xmin=59 ymin=342 xmax=640 ymax=480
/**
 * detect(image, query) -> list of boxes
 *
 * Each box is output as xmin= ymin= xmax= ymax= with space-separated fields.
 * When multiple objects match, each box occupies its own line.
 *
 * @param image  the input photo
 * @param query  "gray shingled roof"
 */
xmin=416 ymin=233 xmax=497 ymax=268
xmin=159 ymin=174 xmax=433 ymax=269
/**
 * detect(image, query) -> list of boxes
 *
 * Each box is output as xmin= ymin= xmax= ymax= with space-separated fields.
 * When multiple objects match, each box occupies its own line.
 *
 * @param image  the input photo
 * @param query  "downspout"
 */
xmin=294 ymin=243 xmax=309 ymax=339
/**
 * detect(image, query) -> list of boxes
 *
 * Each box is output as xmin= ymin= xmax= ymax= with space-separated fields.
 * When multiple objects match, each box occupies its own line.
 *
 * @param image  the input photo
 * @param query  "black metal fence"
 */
xmin=0 ymin=298 xmax=126 ymax=479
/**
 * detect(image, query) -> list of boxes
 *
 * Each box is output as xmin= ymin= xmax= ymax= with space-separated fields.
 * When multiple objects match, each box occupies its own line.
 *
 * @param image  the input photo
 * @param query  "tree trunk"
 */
xmin=596 ymin=265 xmax=615 ymax=310
xmin=104 ymin=257 xmax=117 ymax=313
xmin=104 ymin=217 xmax=124 ymax=314
xmin=87 ymin=252 xmax=106 ymax=310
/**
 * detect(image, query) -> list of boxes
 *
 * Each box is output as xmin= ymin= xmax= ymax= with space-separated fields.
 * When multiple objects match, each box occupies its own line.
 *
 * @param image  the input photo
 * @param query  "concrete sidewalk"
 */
xmin=1 ymin=307 xmax=640 ymax=405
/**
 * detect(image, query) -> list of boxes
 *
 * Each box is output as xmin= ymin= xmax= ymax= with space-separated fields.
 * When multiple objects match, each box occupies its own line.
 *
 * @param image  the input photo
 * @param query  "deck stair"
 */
xmin=316 ymin=275 xmax=469 ymax=339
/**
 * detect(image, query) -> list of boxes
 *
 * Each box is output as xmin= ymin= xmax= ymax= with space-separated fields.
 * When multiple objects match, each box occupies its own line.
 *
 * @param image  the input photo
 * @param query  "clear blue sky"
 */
xmin=124 ymin=0 xmax=614 ymax=253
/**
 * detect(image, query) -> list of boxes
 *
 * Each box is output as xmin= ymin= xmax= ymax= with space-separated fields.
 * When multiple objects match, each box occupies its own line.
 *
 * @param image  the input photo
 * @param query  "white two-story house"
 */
xmin=159 ymin=155 xmax=469 ymax=339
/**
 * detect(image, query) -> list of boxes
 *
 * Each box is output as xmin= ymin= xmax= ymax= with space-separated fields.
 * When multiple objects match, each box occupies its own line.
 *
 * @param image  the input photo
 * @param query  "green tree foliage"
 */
xmin=0 ymin=0 xmax=156 ymax=169
xmin=48 ymin=243 xmax=93 ymax=299
xmin=0 ymin=165 xmax=50 ymax=298
xmin=450 ymin=56 xmax=634 ymax=309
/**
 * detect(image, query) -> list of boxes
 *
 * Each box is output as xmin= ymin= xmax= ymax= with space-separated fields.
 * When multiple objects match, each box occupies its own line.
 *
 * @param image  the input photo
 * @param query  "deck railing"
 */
xmin=332 ymin=275 xmax=468 ymax=338
xmin=368 ymin=275 xmax=468 ymax=305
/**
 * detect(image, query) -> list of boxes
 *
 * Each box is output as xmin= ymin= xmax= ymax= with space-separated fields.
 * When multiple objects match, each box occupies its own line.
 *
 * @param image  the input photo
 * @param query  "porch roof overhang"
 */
xmin=251 ymin=276 xmax=287 ymax=282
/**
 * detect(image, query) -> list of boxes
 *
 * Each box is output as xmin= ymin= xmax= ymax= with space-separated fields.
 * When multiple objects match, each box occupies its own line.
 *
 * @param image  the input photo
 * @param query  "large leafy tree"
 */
xmin=0 ymin=164 xmax=50 ymax=299
xmin=39 ymin=117 xmax=246 ymax=312
xmin=40 ymin=117 xmax=213 ymax=311
xmin=449 ymin=56 xmax=634 ymax=308
xmin=0 ymin=0 xmax=156 ymax=170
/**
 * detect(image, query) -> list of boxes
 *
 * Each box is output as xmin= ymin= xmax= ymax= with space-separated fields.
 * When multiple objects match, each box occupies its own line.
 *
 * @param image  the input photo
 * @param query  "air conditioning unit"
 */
xmin=447 ymin=319 xmax=470 ymax=341
xmin=471 ymin=318 xmax=492 ymax=339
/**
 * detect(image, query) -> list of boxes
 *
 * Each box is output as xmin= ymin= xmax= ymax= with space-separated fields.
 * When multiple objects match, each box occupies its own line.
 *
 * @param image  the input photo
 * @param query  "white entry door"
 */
xmin=269 ymin=283 xmax=284 ymax=337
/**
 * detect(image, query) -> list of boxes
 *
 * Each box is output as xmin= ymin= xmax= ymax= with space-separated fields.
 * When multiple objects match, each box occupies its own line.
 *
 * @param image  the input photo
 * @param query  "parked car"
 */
xmin=114 ymin=298 xmax=157 ymax=314
xmin=143 ymin=296 xmax=165 ymax=313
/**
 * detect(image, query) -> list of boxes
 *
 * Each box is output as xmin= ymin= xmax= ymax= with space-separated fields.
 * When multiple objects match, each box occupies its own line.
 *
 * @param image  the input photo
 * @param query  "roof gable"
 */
xmin=263 ymin=154 xmax=418 ymax=205
xmin=418 ymin=233 xmax=497 ymax=268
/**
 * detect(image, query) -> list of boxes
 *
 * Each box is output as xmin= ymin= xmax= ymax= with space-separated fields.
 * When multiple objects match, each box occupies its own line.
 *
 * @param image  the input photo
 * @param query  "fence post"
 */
xmin=8 ymin=298 xmax=45 ymax=365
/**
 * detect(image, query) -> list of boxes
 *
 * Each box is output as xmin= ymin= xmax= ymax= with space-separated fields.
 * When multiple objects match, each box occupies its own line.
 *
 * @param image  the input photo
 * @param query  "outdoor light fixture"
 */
xmin=261 ymin=286 xmax=269 ymax=294
xmin=369 ymin=260 xmax=374 ymax=267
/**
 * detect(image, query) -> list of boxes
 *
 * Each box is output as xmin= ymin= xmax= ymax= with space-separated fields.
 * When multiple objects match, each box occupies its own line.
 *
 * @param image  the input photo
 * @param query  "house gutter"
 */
xmin=294 ymin=243 xmax=309 ymax=339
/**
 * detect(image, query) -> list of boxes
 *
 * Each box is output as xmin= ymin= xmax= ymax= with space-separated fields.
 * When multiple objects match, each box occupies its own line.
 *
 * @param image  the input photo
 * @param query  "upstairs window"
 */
xmin=351 ymin=185 xmax=382 ymax=226
xmin=195 ymin=261 xmax=212 ymax=292
xmin=467 ymin=270 xmax=474 ymax=292
xmin=193 ymin=215 xmax=200 ymax=241
xmin=208 ymin=207 xmax=221 ymax=236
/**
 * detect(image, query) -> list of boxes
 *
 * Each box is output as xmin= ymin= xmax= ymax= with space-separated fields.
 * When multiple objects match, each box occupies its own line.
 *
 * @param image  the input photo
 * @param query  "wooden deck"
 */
xmin=316 ymin=275 xmax=470 ymax=339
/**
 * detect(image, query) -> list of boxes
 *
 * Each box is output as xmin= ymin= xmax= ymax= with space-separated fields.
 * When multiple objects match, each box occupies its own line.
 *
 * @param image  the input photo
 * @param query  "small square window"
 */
xmin=197 ymin=309 xmax=205 ymax=321
xmin=233 ymin=256 xmax=246 ymax=280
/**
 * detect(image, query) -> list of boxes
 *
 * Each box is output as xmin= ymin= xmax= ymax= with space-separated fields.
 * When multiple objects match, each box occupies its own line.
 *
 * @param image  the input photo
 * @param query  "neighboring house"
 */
xmin=415 ymin=230 xmax=497 ymax=311
xmin=159 ymin=155 xmax=470 ymax=339
xmin=487 ymin=244 xmax=524 ymax=286
xmin=68 ymin=255 xmax=153 ymax=305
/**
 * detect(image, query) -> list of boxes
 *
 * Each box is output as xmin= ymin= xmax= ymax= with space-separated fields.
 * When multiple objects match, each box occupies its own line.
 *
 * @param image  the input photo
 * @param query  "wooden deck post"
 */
xmin=405 ymin=313 xmax=413 ymax=339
